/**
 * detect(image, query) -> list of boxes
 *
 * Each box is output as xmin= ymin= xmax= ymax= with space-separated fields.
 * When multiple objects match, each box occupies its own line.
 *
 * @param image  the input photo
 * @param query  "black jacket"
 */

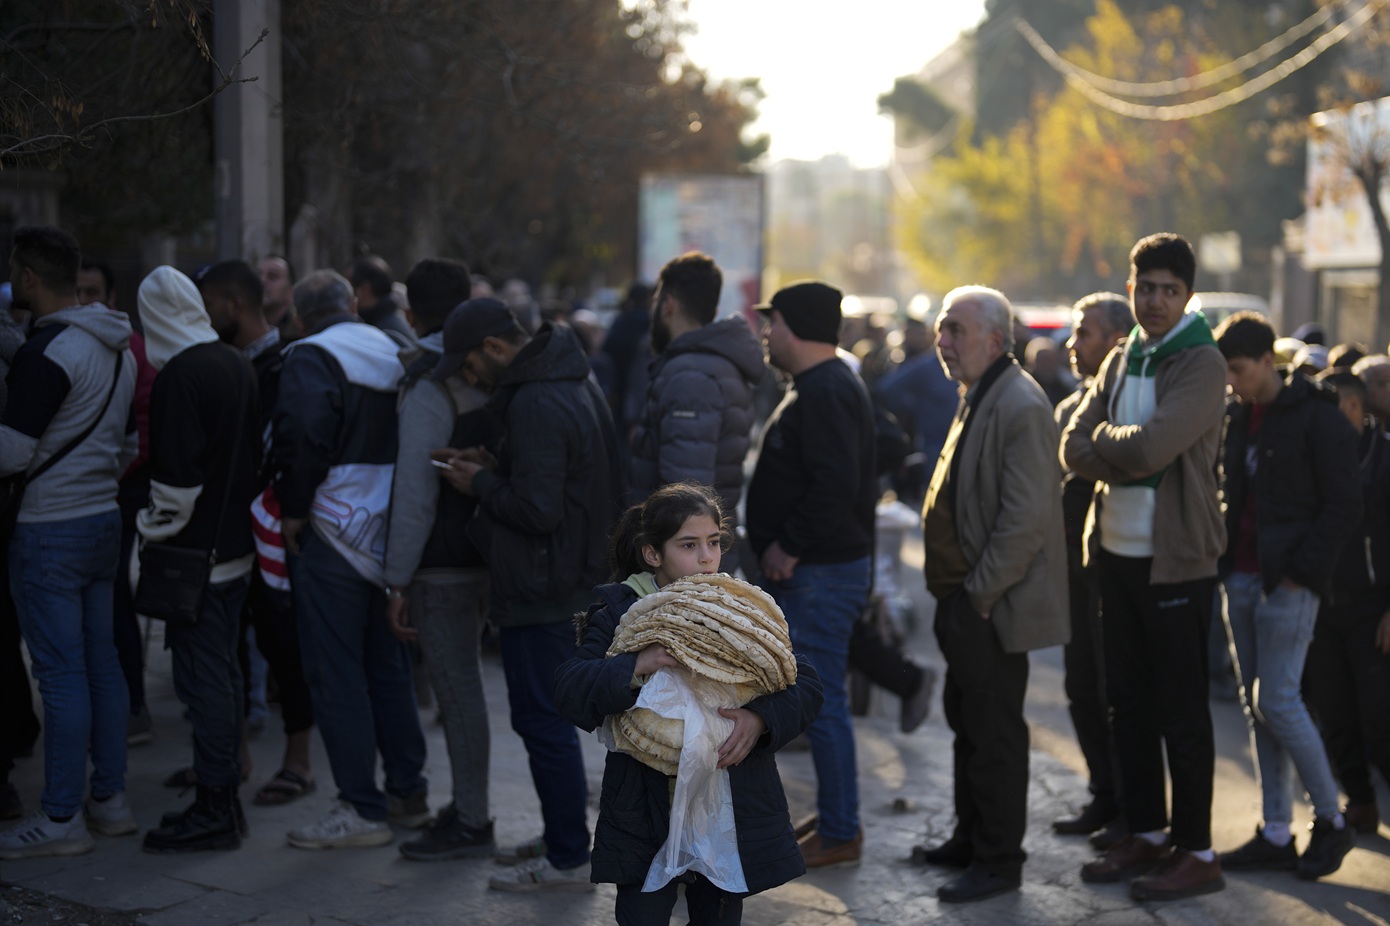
xmin=554 ymin=581 xmax=823 ymax=892
xmin=746 ymin=357 xmax=877 ymax=563
xmin=1327 ymin=421 xmax=1390 ymax=608
xmin=1218 ymin=370 xmax=1361 ymax=597
xmin=468 ymin=324 xmax=622 ymax=624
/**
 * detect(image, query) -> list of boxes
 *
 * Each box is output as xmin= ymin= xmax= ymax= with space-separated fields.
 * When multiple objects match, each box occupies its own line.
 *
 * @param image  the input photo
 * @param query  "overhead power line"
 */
xmin=1016 ymin=3 xmax=1336 ymax=98
xmin=1015 ymin=0 xmax=1388 ymax=121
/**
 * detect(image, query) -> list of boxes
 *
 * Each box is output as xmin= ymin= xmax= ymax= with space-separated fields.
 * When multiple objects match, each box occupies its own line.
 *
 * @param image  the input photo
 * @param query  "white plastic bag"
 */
xmin=636 ymin=666 xmax=748 ymax=893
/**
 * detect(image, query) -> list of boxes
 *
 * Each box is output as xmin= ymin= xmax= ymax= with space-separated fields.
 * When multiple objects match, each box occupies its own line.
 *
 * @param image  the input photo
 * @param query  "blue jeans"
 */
xmin=498 ymin=619 xmax=590 ymax=869
xmin=766 ymin=556 xmax=871 ymax=842
xmin=1222 ymin=573 xmax=1342 ymax=822
xmin=290 ymin=531 xmax=427 ymax=820
xmin=9 ymin=510 xmax=128 ymax=817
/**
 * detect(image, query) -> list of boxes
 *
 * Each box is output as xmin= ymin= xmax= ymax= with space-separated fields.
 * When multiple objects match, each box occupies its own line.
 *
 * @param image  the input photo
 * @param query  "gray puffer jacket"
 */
xmin=629 ymin=316 xmax=765 ymax=518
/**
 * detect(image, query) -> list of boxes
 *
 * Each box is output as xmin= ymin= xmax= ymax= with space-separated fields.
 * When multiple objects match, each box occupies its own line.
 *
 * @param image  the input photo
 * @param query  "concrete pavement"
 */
xmin=2 ymin=581 xmax=1389 ymax=924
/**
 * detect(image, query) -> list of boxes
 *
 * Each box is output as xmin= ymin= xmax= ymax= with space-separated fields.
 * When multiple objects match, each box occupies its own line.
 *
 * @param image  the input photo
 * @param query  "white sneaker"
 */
xmin=488 ymin=856 xmax=595 ymax=893
xmin=287 ymin=802 xmax=393 ymax=849
xmin=0 ymin=812 xmax=95 ymax=859
xmin=86 ymin=792 xmax=138 ymax=836
xmin=494 ymin=833 xmax=546 ymax=865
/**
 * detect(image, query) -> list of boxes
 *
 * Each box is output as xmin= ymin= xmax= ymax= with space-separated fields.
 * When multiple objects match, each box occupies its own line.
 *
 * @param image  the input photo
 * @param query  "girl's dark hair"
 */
xmin=608 ymin=483 xmax=730 ymax=580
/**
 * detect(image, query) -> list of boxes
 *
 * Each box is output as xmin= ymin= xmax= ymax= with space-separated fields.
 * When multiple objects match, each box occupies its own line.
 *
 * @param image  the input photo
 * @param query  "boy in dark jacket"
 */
xmin=1214 ymin=313 xmax=1361 ymax=881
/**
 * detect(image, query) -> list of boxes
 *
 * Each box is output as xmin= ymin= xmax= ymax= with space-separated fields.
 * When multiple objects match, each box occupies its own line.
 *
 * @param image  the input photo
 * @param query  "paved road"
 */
xmin=2 ymin=541 xmax=1387 ymax=924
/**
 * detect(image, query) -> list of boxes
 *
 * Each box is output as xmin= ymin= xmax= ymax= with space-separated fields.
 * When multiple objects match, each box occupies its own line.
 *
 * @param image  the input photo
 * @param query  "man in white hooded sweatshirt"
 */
xmin=135 ymin=266 xmax=260 ymax=853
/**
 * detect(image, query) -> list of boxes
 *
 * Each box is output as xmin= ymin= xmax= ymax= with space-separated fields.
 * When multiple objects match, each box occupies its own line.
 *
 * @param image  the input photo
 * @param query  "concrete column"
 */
xmin=214 ymin=0 xmax=283 ymax=261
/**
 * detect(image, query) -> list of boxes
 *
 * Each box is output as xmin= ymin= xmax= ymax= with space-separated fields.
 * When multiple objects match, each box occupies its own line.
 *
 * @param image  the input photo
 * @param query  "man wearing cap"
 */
xmin=432 ymin=298 xmax=621 ymax=893
xmin=915 ymin=286 xmax=1068 ymax=902
xmin=745 ymin=280 xmax=876 ymax=869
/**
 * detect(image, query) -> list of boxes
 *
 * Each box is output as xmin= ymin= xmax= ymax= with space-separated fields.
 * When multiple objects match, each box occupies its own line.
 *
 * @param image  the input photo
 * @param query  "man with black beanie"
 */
xmin=746 ymin=280 xmax=876 ymax=869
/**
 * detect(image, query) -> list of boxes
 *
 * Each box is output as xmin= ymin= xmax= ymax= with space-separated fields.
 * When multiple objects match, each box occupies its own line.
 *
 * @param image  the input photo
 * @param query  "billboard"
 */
xmin=639 ymin=173 xmax=765 ymax=318
xmin=1306 ymin=98 xmax=1390 ymax=270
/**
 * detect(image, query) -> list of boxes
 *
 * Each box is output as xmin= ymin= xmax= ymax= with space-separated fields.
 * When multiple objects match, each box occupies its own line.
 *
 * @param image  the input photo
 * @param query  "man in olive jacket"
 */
xmin=1063 ymin=233 xmax=1227 ymax=903
xmin=916 ymin=285 xmax=1068 ymax=904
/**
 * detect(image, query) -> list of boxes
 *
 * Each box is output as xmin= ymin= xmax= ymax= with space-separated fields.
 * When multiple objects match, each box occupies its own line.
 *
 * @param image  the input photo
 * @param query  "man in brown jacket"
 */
xmin=1062 ymin=233 xmax=1227 ymax=902
xmin=915 ymin=285 xmax=1069 ymax=903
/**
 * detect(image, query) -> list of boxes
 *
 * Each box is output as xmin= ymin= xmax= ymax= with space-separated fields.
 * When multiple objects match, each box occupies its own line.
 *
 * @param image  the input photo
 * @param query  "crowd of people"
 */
xmin=0 ymin=224 xmax=1387 ymax=923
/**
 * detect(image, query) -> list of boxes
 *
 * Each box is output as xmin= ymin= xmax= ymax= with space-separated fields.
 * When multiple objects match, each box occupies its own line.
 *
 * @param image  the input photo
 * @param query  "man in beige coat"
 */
xmin=1062 ymin=233 xmax=1227 ymax=903
xmin=916 ymin=285 xmax=1069 ymax=903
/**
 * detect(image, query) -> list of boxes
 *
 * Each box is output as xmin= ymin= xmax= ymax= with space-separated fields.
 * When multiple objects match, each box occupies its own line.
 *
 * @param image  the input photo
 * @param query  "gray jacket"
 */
xmin=0 ymin=305 xmax=137 ymax=523
xmin=629 ymin=316 xmax=765 ymax=518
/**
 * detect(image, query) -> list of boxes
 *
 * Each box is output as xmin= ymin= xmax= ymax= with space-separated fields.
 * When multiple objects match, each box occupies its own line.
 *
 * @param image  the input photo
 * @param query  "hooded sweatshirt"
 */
xmin=138 ymin=266 xmax=219 ymax=372
xmin=0 ymin=304 xmax=137 ymax=523
xmin=134 ymin=266 xmax=259 ymax=583
xmin=1099 ymin=309 xmax=1217 ymax=557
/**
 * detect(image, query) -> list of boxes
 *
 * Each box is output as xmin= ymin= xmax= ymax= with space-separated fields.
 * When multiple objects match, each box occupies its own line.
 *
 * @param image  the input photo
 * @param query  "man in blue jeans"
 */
xmin=746 ymin=281 xmax=876 ymax=869
xmin=0 ymin=226 xmax=138 ymax=858
xmin=1214 ymin=312 xmax=1361 ymax=880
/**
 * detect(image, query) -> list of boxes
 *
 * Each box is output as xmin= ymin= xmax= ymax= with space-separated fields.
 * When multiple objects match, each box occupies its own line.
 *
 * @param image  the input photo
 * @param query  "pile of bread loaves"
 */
xmin=606 ymin=573 xmax=797 ymax=775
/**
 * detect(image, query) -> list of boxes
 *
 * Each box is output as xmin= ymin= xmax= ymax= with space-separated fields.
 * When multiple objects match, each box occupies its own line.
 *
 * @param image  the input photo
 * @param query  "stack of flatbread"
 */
xmin=605 ymin=574 xmax=797 ymax=775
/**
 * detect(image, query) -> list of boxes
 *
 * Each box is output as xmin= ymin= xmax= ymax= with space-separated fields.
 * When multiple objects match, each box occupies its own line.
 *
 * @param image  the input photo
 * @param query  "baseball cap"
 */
xmin=434 ymin=297 xmax=521 ymax=380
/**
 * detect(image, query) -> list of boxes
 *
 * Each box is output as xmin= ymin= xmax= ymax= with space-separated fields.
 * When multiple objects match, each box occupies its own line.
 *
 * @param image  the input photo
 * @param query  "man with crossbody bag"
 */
xmin=134 ymin=266 xmax=259 ymax=853
xmin=0 ymin=227 xmax=138 ymax=859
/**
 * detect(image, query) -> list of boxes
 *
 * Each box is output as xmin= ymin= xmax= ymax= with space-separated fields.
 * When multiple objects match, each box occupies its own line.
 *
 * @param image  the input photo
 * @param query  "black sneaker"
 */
xmin=1297 ymin=817 xmax=1355 ymax=881
xmin=399 ymin=804 xmax=495 ymax=861
xmin=1219 ymin=827 xmax=1297 ymax=871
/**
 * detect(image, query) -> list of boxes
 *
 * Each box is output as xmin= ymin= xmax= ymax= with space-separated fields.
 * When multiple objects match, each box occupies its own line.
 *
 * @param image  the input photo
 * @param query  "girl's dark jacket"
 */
xmin=554 ymin=581 xmax=824 ymax=892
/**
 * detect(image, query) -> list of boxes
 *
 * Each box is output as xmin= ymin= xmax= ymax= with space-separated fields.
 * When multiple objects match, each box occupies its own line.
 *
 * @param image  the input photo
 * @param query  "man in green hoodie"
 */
xmin=1062 ymin=233 xmax=1228 ymax=902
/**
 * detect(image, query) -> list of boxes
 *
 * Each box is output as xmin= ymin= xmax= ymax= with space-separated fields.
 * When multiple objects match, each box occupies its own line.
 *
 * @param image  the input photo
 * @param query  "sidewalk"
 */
xmin=2 ymin=610 xmax=1388 ymax=925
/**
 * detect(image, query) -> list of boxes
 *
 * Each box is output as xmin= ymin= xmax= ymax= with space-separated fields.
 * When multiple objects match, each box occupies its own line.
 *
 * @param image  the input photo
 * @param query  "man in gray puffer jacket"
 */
xmin=629 ymin=252 xmax=765 ymax=573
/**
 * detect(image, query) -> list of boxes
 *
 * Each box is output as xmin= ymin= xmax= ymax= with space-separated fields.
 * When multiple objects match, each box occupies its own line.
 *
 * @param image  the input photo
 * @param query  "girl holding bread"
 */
xmin=555 ymin=483 xmax=823 ymax=925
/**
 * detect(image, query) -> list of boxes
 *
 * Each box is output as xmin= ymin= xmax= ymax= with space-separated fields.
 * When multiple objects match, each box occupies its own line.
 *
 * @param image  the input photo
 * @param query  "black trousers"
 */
xmin=168 ymin=577 xmax=250 ymax=789
xmin=848 ymin=610 xmax=925 ymax=699
xmin=1062 ymin=548 xmax=1119 ymax=809
xmin=1098 ymin=551 xmax=1215 ymax=851
xmin=112 ymin=475 xmax=150 ymax=716
xmin=615 ymin=874 xmax=744 ymax=926
xmin=1305 ymin=597 xmax=1390 ymax=805
xmin=933 ymin=588 xmax=1029 ymax=874
xmin=0 ymin=549 xmax=40 ymax=783
xmin=239 ymin=571 xmax=314 ymax=736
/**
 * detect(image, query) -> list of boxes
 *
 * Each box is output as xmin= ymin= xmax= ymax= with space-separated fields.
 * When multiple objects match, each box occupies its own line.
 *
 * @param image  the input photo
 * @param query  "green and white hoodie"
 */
xmin=1099 ymin=309 xmax=1218 ymax=557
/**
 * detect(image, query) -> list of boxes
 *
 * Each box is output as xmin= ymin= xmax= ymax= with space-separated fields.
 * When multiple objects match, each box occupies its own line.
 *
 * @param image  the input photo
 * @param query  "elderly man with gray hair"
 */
xmin=914 ymin=285 xmax=1069 ymax=902
xmin=270 ymin=270 xmax=430 ymax=849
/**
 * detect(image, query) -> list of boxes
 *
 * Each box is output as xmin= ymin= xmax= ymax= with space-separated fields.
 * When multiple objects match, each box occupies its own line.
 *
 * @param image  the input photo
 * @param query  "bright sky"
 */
xmin=680 ymin=1 xmax=989 ymax=167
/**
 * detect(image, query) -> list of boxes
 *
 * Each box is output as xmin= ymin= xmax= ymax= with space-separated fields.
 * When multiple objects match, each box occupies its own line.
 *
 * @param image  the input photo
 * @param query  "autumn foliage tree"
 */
xmin=892 ymin=0 xmax=1318 ymax=299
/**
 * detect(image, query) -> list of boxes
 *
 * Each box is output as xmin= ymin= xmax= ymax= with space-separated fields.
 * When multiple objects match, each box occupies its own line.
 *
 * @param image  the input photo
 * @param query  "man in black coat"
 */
xmin=434 ymin=299 xmax=621 ymax=893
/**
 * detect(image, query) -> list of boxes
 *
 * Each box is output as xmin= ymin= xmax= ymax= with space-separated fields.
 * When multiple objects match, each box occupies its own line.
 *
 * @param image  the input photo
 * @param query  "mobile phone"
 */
xmin=430 ymin=459 xmax=454 ymax=470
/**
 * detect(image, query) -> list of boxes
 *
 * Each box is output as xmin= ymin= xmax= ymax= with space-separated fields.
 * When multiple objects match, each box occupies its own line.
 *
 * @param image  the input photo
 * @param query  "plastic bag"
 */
xmin=636 ymin=666 xmax=748 ymax=893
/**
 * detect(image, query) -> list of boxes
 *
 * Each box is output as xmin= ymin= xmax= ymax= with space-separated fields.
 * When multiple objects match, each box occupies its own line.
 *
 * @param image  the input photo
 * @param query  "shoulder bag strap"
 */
xmin=26 ymin=350 xmax=125 ymax=484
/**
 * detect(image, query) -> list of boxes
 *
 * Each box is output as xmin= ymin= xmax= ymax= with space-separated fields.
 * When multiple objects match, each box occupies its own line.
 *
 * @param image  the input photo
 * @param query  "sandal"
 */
xmin=253 ymin=768 xmax=317 ymax=806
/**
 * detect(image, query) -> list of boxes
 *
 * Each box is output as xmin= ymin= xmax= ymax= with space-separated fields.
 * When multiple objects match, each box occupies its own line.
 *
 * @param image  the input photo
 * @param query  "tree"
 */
xmin=895 ymin=0 xmax=1319 ymax=300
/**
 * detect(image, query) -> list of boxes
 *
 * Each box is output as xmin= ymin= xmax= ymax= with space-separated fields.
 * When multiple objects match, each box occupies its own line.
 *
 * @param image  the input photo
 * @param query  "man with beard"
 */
xmin=630 ymin=251 xmax=764 ymax=573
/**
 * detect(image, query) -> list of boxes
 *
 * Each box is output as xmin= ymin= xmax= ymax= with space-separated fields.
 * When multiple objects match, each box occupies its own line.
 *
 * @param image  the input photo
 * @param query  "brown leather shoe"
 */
xmin=1130 ymin=850 xmax=1225 ymax=901
xmin=1080 ymin=834 xmax=1171 ymax=883
xmin=798 ymin=828 xmax=862 ymax=869
xmin=1344 ymin=801 xmax=1380 ymax=835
